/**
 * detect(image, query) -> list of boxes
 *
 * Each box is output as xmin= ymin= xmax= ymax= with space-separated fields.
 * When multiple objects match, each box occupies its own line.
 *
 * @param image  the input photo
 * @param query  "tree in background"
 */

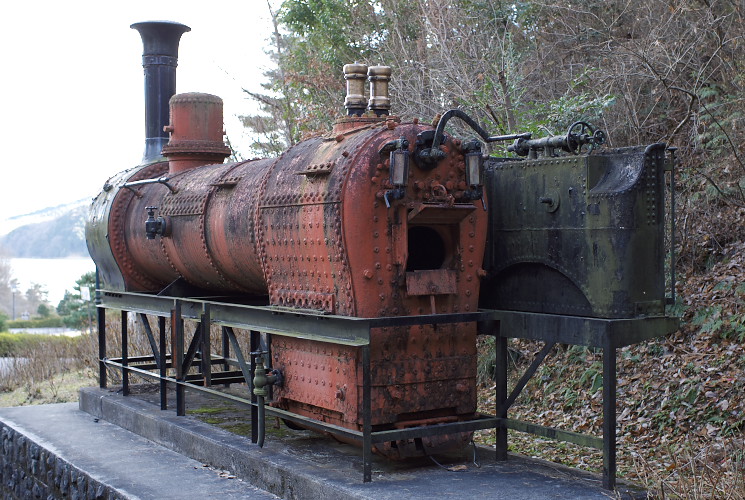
xmin=0 ymin=249 xmax=11 ymax=317
xmin=241 ymin=0 xmax=375 ymax=156
xmin=244 ymin=0 xmax=617 ymax=155
xmin=37 ymin=303 xmax=51 ymax=318
xmin=0 ymin=248 xmax=53 ymax=319
xmin=523 ymin=0 xmax=745 ymax=268
xmin=23 ymin=283 xmax=48 ymax=317
xmin=57 ymin=272 xmax=95 ymax=330
xmin=239 ymin=2 xmax=298 ymax=156
xmin=249 ymin=0 xmax=744 ymax=150
xmin=246 ymin=0 xmax=745 ymax=269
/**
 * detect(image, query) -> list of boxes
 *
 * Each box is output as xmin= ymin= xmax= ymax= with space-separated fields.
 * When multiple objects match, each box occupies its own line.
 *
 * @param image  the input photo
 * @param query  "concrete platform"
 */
xmin=0 ymin=385 xmax=646 ymax=499
xmin=0 ymin=402 xmax=278 ymax=499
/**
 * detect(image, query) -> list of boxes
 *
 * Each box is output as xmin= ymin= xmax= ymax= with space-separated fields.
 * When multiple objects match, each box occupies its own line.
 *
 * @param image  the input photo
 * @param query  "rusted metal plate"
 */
xmin=407 ymin=203 xmax=475 ymax=224
xmin=405 ymin=270 xmax=457 ymax=295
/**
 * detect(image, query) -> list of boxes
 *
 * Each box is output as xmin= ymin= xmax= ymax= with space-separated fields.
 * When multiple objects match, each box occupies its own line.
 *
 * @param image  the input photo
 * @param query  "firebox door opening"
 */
xmin=406 ymin=225 xmax=448 ymax=272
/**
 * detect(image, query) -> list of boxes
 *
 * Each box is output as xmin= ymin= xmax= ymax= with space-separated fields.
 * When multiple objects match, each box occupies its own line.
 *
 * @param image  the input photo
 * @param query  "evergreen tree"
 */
xmin=57 ymin=272 xmax=95 ymax=329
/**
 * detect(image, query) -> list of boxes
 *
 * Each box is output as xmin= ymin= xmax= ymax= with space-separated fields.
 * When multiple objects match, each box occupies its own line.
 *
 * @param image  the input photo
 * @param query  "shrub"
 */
xmin=0 ymin=332 xmax=78 ymax=357
xmin=7 ymin=317 xmax=66 ymax=329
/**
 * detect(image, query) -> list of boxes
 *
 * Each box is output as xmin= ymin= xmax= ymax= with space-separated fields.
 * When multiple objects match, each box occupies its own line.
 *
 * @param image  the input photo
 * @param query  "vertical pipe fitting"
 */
xmin=131 ymin=21 xmax=191 ymax=163
xmin=344 ymin=62 xmax=368 ymax=116
xmin=367 ymin=65 xmax=392 ymax=116
xmin=252 ymin=356 xmax=268 ymax=447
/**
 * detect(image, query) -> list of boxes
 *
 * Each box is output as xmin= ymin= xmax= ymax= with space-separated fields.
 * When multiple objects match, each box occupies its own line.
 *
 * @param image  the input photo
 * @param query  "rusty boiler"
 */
xmin=87 ymin=28 xmax=489 ymax=458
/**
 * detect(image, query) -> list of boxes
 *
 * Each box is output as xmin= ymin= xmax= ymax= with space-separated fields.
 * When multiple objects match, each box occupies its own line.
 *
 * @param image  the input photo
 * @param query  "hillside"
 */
xmin=0 ymin=204 xmax=88 ymax=258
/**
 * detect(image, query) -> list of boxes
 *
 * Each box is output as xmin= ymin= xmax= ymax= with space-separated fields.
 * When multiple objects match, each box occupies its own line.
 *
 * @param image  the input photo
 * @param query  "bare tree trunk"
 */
xmin=267 ymin=0 xmax=296 ymax=146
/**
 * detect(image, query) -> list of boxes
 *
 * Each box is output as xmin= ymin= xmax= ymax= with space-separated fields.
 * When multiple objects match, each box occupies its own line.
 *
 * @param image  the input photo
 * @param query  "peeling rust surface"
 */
xmin=108 ymin=160 xmax=173 ymax=291
xmin=95 ymin=116 xmax=489 ymax=458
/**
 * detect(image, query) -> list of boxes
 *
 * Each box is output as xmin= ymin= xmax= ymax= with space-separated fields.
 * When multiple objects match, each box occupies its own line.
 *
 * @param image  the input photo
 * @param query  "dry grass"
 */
xmin=632 ymin=441 xmax=745 ymax=499
xmin=0 ymin=312 xmax=244 ymax=405
xmin=0 ymin=333 xmax=96 ymax=394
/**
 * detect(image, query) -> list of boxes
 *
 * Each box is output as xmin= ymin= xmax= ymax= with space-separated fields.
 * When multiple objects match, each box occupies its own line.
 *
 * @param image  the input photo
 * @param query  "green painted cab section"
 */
xmin=481 ymin=144 xmax=668 ymax=319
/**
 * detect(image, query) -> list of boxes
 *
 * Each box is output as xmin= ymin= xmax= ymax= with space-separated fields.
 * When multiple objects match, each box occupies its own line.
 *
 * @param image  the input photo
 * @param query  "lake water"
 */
xmin=8 ymin=257 xmax=95 ymax=305
xmin=0 ymin=357 xmax=27 ymax=378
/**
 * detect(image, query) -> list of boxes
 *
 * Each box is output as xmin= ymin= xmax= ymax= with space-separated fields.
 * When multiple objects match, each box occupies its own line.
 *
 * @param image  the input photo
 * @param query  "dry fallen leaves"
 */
xmin=476 ymin=237 xmax=745 ymax=497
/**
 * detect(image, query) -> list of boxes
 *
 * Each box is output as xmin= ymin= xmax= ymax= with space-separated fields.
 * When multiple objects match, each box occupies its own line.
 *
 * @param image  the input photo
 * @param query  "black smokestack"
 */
xmin=131 ymin=21 xmax=191 ymax=163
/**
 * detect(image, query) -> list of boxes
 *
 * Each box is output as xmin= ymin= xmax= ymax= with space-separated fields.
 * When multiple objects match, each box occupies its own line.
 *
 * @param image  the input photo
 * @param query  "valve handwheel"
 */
xmin=566 ymin=121 xmax=595 ymax=154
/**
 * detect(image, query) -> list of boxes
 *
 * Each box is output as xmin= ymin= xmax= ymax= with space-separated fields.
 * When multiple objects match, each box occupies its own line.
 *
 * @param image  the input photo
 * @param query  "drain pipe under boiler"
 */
xmin=252 ymin=356 xmax=282 ymax=447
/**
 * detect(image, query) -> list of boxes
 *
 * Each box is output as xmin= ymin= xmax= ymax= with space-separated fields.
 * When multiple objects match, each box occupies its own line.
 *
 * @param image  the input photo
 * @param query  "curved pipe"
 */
xmin=431 ymin=109 xmax=531 ymax=152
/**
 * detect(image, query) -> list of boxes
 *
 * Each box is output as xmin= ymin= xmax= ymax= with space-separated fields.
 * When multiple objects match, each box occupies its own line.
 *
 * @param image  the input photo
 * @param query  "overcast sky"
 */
xmin=0 ymin=1 xmax=275 ymax=218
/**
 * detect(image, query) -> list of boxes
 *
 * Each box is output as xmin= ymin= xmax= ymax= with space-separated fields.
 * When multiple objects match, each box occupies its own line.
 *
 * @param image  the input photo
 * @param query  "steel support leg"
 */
xmin=221 ymin=326 xmax=230 ymax=384
xmin=250 ymin=330 xmax=260 ymax=444
xmin=363 ymin=345 xmax=372 ymax=483
xmin=138 ymin=313 xmax=160 ymax=368
xmin=121 ymin=310 xmax=129 ymax=396
xmin=172 ymin=300 xmax=185 ymax=416
xmin=159 ymin=315 xmax=167 ymax=410
xmin=201 ymin=304 xmax=212 ymax=387
xmin=98 ymin=306 xmax=106 ymax=389
xmin=495 ymin=333 xmax=508 ymax=461
xmin=602 ymin=337 xmax=617 ymax=490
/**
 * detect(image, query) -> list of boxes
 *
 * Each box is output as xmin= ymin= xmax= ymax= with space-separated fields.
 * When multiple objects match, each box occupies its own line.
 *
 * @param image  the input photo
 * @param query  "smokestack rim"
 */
xmin=130 ymin=21 xmax=191 ymax=57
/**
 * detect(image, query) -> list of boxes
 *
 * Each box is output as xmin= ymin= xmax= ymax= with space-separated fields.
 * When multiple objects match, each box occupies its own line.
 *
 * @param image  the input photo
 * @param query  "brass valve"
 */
xmin=252 ymin=356 xmax=282 ymax=397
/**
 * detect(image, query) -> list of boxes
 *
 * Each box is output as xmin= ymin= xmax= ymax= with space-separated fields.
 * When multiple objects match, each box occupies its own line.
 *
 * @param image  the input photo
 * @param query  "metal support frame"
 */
xmin=201 ymin=304 xmax=212 ymax=387
xmin=96 ymin=290 xmax=677 ymax=488
xmin=98 ymin=305 xmax=107 ymax=389
xmin=96 ymin=290 xmax=498 ymax=483
xmin=602 ymin=335 xmax=617 ymax=490
xmin=485 ymin=310 xmax=678 ymax=491
xmin=159 ymin=316 xmax=167 ymax=410
xmin=250 ymin=331 xmax=262 ymax=442
xmin=121 ymin=311 xmax=129 ymax=396
xmin=173 ymin=300 xmax=185 ymax=416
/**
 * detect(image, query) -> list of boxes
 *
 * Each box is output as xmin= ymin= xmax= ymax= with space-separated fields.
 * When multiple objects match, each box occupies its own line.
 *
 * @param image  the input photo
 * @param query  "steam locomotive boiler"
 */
xmin=88 ymin=22 xmax=492 ymax=459
xmin=87 ymin=21 xmax=677 ymax=486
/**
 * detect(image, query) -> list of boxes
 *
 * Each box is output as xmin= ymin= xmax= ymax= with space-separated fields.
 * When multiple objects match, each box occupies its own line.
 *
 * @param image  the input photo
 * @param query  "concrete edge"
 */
xmin=79 ymin=387 xmax=368 ymax=500
xmin=1 ymin=408 xmax=128 ymax=500
xmin=79 ymin=387 xmax=647 ymax=500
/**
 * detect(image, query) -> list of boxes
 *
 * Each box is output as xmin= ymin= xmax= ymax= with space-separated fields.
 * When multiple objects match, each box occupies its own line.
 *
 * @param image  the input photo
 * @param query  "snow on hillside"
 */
xmin=0 ymin=198 xmax=89 ymax=237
